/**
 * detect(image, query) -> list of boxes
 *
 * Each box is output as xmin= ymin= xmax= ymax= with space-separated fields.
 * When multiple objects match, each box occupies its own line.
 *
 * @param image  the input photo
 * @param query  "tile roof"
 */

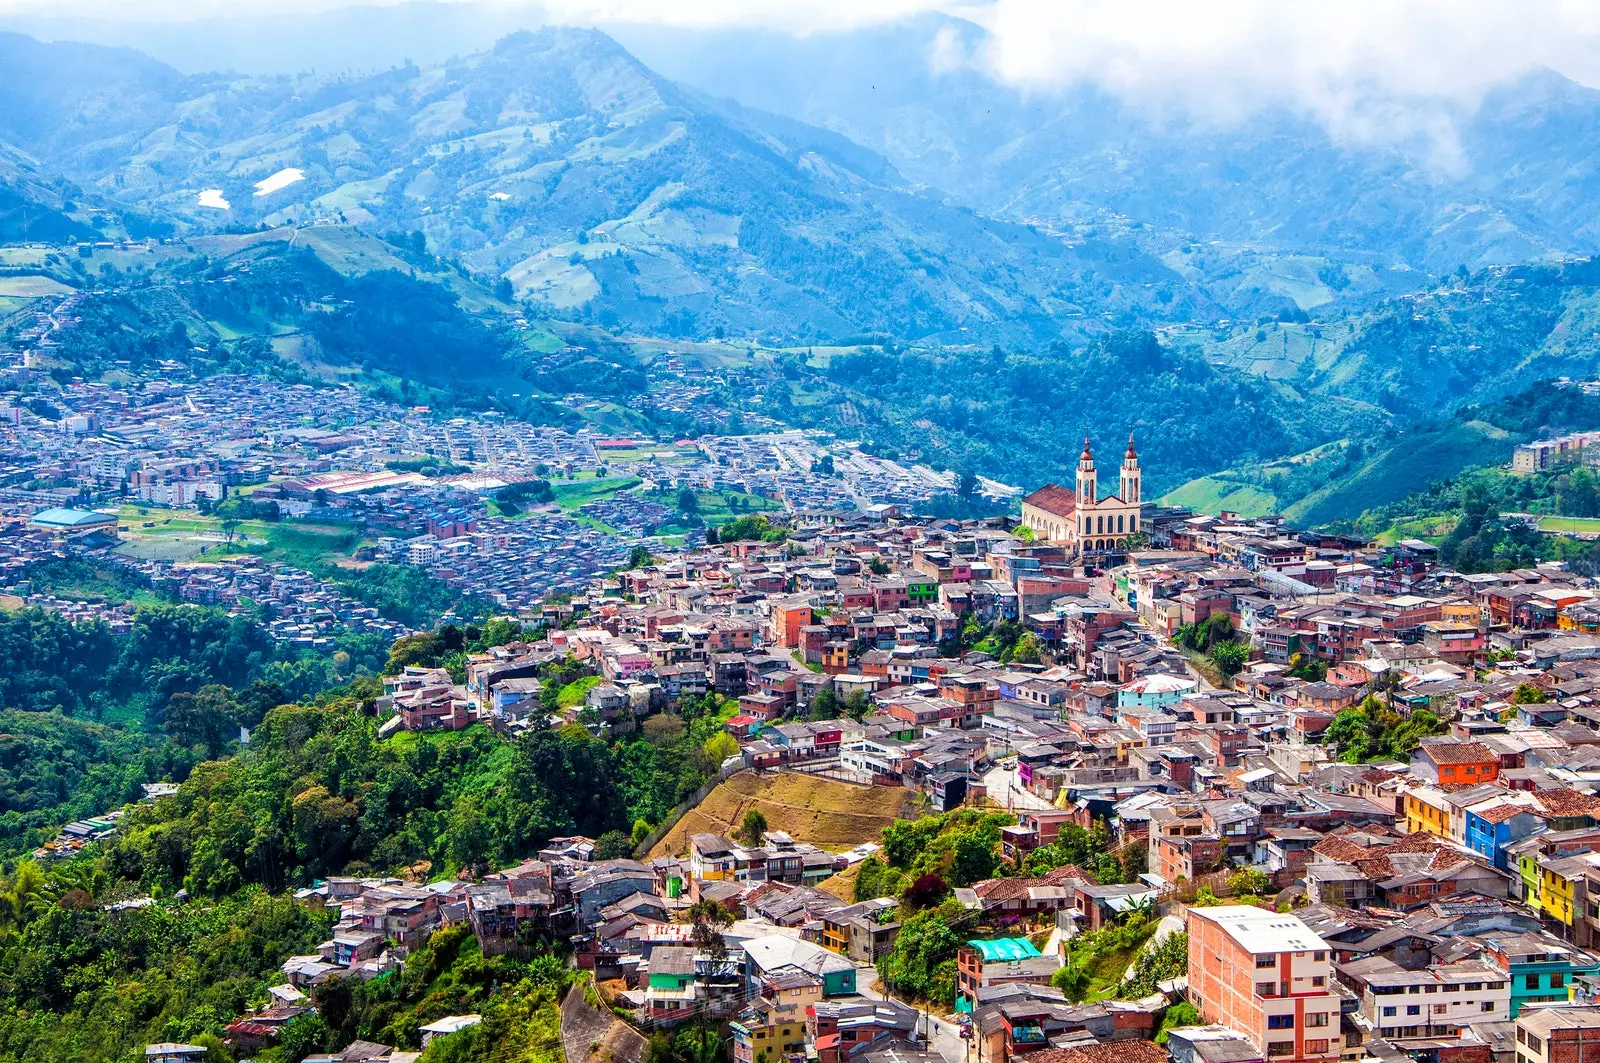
xmin=1022 ymin=484 xmax=1078 ymax=518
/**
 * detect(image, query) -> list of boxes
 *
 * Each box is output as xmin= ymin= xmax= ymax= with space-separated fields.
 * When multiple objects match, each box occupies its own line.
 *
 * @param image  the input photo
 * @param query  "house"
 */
xmin=1412 ymin=740 xmax=1501 ymax=787
xmin=955 ymin=938 xmax=1059 ymax=1012
xmin=647 ymin=946 xmax=698 ymax=1024
xmin=742 ymin=934 xmax=857 ymax=997
xmin=419 ymin=1016 xmax=482 ymax=1048
xmin=1514 ymin=1006 xmax=1600 ymax=1063
xmin=811 ymin=1000 xmax=921 ymax=1063
xmin=146 ymin=1046 xmax=210 ymax=1063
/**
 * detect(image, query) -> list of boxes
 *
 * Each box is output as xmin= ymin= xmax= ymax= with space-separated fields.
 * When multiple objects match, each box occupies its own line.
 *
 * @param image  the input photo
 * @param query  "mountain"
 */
xmin=612 ymin=16 xmax=1600 ymax=278
xmin=0 ymin=150 xmax=101 ymax=244
xmin=0 ymin=28 xmax=1207 ymax=347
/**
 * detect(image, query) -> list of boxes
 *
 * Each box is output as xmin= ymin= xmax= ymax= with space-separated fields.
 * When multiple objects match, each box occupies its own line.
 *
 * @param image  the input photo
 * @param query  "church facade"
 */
xmin=1018 ymin=435 xmax=1142 ymax=555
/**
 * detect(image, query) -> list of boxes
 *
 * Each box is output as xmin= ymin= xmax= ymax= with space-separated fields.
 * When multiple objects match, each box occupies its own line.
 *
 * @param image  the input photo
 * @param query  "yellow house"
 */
xmin=1537 ymin=854 xmax=1600 ymax=926
xmin=1403 ymin=787 xmax=1453 ymax=838
xmin=732 ymin=1017 xmax=807 ymax=1063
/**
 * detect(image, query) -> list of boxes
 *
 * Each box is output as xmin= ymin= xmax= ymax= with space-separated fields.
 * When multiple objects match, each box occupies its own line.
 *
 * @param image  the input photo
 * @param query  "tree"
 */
xmin=807 ymin=687 xmax=842 ymax=720
xmin=1228 ymin=868 xmax=1270 ymax=898
xmin=736 ymin=809 xmax=768 ymax=846
xmin=949 ymin=828 xmax=999 ymax=886
xmin=703 ymin=731 xmax=739 ymax=761
xmin=161 ymin=684 xmax=239 ymax=758
xmin=279 ymin=1013 xmax=332 ymax=1063
xmin=625 ymin=545 xmax=655 ymax=570
xmin=1011 ymin=631 xmax=1046 ymax=664
xmin=957 ymin=470 xmax=978 ymax=500
xmin=1012 ymin=524 xmax=1036 ymax=544
xmin=867 ymin=555 xmax=890 ymax=575
xmin=595 ymin=830 xmax=635 ymax=859
xmin=687 ymin=898 xmax=734 ymax=960
xmin=1210 ymin=640 xmax=1249 ymax=677
xmin=1156 ymin=1002 xmax=1202 ymax=1044
xmin=902 ymin=873 xmax=949 ymax=909
xmin=1513 ymin=683 xmax=1549 ymax=705
xmin=676 ymin=488 xmax=700 ymax=514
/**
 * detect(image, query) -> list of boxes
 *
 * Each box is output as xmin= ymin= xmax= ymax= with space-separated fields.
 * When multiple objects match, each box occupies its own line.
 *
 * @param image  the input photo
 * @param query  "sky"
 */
xmin=8 ymin=0 xmax=1600 ymax=151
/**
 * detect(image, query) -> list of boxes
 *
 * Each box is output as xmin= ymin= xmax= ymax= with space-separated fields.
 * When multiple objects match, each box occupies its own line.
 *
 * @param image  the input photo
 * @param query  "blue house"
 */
xmin=1464 ymin=802 xmax=1543 ymax=871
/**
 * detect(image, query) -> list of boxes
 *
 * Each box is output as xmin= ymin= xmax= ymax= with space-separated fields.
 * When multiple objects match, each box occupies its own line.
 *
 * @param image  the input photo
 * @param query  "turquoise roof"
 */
xmin=32 ymin=507 xmax=115 ymax=527
xmin=967 ymin=937 xmax=1042 ymax=962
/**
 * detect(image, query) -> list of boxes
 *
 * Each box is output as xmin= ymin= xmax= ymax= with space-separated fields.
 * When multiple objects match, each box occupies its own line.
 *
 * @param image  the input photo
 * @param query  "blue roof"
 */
xmin=32 ymin=507 xmax=116 ymax=527
xmin=967 ymin=937 xmax=1042 ymax=962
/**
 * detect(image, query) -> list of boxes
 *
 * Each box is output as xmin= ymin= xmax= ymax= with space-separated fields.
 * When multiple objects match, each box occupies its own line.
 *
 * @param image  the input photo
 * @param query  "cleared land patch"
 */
xmin=649 ymin=770 xmax=918 ymax=858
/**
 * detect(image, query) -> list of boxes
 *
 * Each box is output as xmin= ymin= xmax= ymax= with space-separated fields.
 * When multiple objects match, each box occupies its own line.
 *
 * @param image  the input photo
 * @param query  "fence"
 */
xmin=631 ymin=759 xmax=744 ymax=859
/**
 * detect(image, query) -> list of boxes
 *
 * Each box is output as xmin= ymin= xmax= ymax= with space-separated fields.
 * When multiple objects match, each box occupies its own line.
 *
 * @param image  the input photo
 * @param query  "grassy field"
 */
xmin=0 ymin=275 xmax=75 ymax=297
xmin=1540 ymin=516 xmax=1600 ymax=534
xmin=551 ymin=476 xmax=642 ymax=511
xmin=116 ymin=505 xmax=367 ymax=567
xmin=649 ymin=488 xmax=781 ymax=534
xmin=1159 ymin=476 xmax=1278 ymax=517
xmin=650 ymin=771 xmax=918 ymax=858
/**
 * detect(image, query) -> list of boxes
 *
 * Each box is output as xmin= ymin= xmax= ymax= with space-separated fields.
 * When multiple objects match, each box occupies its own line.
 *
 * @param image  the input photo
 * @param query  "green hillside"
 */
xmin=1168 ymin=381 xmax=1600 ymax=527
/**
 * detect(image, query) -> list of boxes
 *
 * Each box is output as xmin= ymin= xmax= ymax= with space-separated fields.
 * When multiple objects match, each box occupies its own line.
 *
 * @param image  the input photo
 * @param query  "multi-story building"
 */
xmin=1187 ymin=906 xmax=1341 ymax=1063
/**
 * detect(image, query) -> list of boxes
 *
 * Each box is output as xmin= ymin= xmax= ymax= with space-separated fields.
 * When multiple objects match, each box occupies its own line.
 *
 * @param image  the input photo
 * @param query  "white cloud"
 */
xmin=13 ymin=0 xmax=1600 ymax=153
xmin=966 ymin=0 xmax=1600 ymax=152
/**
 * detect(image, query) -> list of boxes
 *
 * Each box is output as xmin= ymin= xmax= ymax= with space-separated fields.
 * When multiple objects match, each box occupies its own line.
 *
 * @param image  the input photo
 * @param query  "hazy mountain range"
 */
xmin=12 ymin=1 xmax=1600 ymax=283
xmin=7 ymin=6 xmax=1600 ymax=519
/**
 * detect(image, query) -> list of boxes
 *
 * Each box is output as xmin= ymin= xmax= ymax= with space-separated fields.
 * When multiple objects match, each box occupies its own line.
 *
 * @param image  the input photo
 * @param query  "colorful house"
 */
xmin=1484 ymin=930 xmax=1600 ymax=1016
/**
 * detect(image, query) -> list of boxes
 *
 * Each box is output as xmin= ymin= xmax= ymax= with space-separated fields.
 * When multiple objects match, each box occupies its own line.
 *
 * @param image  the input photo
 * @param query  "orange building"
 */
xmin=1412 ymin=739 xmax=1500 ymax=787
xmin=1187 ymin=906 xmax=1341 ymax=1063
xmin=772 ymin=602 xmax=815 ymax=649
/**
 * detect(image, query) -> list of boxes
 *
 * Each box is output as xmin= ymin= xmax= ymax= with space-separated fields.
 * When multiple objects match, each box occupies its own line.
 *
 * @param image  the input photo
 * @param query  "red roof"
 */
xmin=1022 ymin=484 xmax=1078 ymax=518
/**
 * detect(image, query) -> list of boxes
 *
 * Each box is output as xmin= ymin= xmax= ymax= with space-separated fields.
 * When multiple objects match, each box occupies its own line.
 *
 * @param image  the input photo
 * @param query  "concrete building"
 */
xmin=1187 ymin=906 xmax=1341 ymax=1063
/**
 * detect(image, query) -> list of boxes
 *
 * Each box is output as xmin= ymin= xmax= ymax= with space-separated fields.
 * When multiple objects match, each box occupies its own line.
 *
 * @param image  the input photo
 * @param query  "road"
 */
xmin=856 ymin=966 xmax=969 ymax=1063
xmin=980 ymin=763 xmax=1052 ymax=812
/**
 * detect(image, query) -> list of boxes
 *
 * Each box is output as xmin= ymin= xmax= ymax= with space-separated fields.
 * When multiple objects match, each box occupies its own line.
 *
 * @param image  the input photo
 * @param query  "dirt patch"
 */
xmin=649 ymin=770 xmax=916 ymax=858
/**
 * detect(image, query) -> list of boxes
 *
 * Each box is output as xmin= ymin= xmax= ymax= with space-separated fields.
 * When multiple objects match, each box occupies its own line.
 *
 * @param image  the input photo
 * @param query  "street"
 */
xmin=856 ymin=966 xmax=969 ymax=1063
xmin=980 ymin=762 xmax=1053 ymax=812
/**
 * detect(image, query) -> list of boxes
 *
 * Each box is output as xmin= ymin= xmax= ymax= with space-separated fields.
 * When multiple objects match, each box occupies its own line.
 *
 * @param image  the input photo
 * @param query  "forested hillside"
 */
xmin=765 ymin=330 xmax=1389 ymax=497
xmin=0 ymin=623 xmax=744 ymax=1063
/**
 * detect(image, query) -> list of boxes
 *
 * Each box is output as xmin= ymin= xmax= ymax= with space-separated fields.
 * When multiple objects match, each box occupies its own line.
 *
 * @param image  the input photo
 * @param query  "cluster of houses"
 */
xmin=132 ymin=487 xmax=1600 ymax=1063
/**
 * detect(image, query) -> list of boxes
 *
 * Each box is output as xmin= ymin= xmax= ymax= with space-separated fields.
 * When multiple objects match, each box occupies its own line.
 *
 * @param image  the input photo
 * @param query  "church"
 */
xmin=1018 ymin=434 xmax=1142 ymax=555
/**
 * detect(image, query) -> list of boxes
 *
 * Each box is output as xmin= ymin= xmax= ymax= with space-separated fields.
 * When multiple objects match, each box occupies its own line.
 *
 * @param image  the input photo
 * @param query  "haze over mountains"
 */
xmin=13 ymin=1 xmax=1600 ymax=283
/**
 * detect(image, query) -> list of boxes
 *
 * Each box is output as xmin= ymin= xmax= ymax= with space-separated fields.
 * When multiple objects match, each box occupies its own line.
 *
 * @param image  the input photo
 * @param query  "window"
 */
xmin=1256 ymin=956 xmax=1277 ymax=968
xmin=1425 ymin=985 xmax=1439 ymax=994
xmin=1527 ymin=974 xmax=1543 ymax=990
xmin=1553 ymin=973 xmax=1566 ymax=988
xmin=1312 ymin=976 xmax=1326 ymax=987
xmin=1268 ymin=1015 xmax=1295 ymax=1030
xmin=1433 ymin=1004 xmax=1448 ymax=1015
xmin=1528 ymin=1036 xmax=1543 ymax=1053
xmin=1314 ymin=951 xmax=1327 ymax=961
xmin=1407 ymin=1005 xmax=1421 ymax=1016
xmin=1305 ymin=1041 xmax=1330 ymax=1056
xmin=1482 ymin=1002 xmax=1496 ymax=1013
xmin=1256 ymin=982 xmax=1277 ymax=997
xmin=1466 ymin=982 xmax=1483 ymax=991
xmin=1519 ymin=1029 xmax=1528 ymax=1046
xmin=1382 ymin=1007 xmax=1397 ymax=1017
xmin=1267 ymin=1044 xmax=1294 ymax=1058
xmin=1306 ymin=1013 xmax=1329 ymax=1028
